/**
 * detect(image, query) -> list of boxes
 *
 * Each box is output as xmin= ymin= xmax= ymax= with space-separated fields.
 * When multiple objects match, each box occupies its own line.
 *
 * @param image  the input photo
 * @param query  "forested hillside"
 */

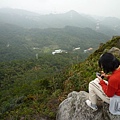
xmin=0 ymin=36 xmax=120 ymax=120
xmin=0 ymin=23 xmax=110 ymax=62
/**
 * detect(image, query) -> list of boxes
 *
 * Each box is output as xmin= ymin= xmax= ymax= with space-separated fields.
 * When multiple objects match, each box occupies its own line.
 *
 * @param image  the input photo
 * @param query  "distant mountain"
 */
xmin=100 ymin=17 xmax=120 ymax=32
xmin=0 ymin=8 xmax=41 ymax=28
xmin=0 ymin=8 xmax=96 ymax=29
xmin=0 ymin=8 xmax=120 ymax=37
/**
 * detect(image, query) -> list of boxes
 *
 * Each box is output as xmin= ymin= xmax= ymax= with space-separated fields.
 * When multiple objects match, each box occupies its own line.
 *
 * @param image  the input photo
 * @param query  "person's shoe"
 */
xmin=85 ymin=100 xmax=98 ymax=111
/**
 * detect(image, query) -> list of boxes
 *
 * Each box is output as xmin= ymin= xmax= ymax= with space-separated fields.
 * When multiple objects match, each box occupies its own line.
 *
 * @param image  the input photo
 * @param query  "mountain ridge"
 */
xmin=0 ymin=8 xmax=120 ymax=36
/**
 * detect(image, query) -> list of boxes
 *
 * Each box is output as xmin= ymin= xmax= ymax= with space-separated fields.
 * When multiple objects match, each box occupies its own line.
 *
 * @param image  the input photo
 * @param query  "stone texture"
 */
xmin=56 ymin=91 xmax=120 ymax=120
xmin=108 ymin=47 xmax=120 ymax=57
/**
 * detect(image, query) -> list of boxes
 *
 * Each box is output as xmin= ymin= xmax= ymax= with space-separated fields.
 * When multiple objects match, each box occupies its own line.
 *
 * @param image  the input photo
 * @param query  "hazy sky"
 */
xmin=0 ymin=0 xmax=120 ymax=18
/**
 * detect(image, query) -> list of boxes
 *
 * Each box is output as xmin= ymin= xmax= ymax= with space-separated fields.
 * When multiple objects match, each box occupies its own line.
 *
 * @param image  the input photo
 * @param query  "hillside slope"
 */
xmin=0 ymin=23 xmax=110 ymax=62
xmin=61 ymin=36 xmax=120 ymax=94
xmin=0 ymin=36 xmax=120 ymax=120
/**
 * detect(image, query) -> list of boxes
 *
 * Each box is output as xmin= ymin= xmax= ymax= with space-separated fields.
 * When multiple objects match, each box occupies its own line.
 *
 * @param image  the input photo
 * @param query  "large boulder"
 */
xmin=108 ymin=47 xmax=120 ymax=57
xmin=56 ymin=91 xmax=120 ymax=120
xmin=103 ymin=47 xmax=120 ymax=58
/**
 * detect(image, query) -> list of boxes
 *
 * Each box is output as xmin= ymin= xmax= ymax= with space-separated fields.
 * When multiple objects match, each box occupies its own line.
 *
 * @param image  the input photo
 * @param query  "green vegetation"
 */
xmin=0 ymin=36 xmax=120 ymax=119
xmin=0 ymin=23 xmax=109 ymax=62
xmin=0 ymin=52 xmax=89 ymax=120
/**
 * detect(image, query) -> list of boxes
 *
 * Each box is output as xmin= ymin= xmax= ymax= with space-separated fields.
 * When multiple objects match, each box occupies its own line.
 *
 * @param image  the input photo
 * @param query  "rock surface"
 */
xmin=56 ymin=91 xmax=120 ymax=120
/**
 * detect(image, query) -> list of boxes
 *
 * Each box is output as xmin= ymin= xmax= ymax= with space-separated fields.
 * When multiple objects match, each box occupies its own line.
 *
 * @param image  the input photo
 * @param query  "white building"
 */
xmin=84 ymin=48 xmax=93 ymax=53
xmin=52 ymin=49 xmax=67 ymax=55
xmin=73 ymin=47 xmax=80 ymax=51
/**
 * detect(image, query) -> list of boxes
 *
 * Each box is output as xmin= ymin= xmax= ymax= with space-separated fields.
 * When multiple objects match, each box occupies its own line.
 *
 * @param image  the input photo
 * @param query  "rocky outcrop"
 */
xmin=56 ymin=91 xmax=120 ymax=120
xmin=108 ymin=47 xmax=120 ymax=57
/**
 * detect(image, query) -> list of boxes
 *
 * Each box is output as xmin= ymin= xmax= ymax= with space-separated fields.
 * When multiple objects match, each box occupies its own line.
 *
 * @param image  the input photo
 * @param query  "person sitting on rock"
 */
xmin=86 ymin=52 xmax=120 ymax=112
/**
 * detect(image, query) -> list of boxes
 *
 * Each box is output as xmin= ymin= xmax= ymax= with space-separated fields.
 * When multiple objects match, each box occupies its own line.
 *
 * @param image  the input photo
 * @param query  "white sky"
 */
xmin=0 ymin=0 xmax=120 ymax=18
